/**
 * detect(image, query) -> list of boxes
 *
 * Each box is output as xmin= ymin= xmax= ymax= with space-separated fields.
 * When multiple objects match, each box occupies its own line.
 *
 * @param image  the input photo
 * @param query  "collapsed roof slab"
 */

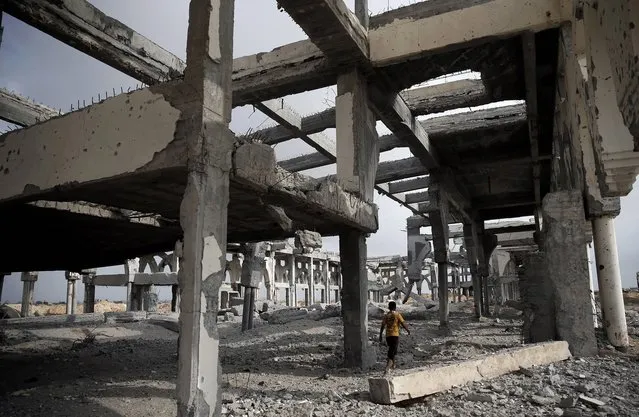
xmin=0 ymin=84 xmax=378 ymax=267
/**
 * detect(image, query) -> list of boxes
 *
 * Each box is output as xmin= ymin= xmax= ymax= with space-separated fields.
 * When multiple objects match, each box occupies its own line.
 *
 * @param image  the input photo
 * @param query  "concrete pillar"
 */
xmin=289 ymin=254 xmax=297 ymax=307
xmin=542 ymin=191 xmax=597 ymax=356
xmin=0 ymin=273 xmax=5 ymax=303
xmin=325 ymin=259 xmax=330 ymax=304
xmin=339 ymin=230 xmax=373 ymax=369
xmin=586 ymin=245 xmax=598 ymax=328
xmin=82 ymin=269 xmax=96 ymax=314
xmin=171 ymin=285 xmax=180 ymax=313
xmin=125 ymin=258 xmax=139 ymax=311
xmin=144 ymin=285 xmax=159 ymax=312
xmin=20 ymin=271 xmax=37 ymax=317
xmin=308 ymin=256 xmax=315 ymax=304
xmin=592 ymin=215 xmax=629 ymax=349
xmin=354 ymin=0 xmax=368 ymax=30
xmin=65 ymin=271 xmax=80 ymax=315
xmin=463 ymin=222 xmax=482 ymax=319
xmin=263 ymin=250 xmax=275 ymax=302
xmin=176 ymin=0 xmax=234 ymax=415
xmin=428 ymin=190 xmax=450 ymax=331
xmin=241 ymin=243 xmax=267 ymax=331
xmin=520 ymin=251 xmax=555 ymax=343
xmin=429 ymin=264 xmax=437 ymax=301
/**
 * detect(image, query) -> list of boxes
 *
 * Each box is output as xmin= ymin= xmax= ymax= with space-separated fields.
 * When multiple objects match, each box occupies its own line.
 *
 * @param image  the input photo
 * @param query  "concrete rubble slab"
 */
xmin=368 ymin=341 xmax=571 ymax=404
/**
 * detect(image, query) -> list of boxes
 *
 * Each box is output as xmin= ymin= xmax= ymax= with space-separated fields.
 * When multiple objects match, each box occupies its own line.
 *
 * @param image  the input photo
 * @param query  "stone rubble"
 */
xmin=0 ymin=303 xmax=638 ymax=417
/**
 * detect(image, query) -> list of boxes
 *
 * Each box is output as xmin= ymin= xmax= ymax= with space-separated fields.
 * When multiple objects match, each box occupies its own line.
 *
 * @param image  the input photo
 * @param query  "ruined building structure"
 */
xmin=1 ymin=0 xmax=638 ymax=415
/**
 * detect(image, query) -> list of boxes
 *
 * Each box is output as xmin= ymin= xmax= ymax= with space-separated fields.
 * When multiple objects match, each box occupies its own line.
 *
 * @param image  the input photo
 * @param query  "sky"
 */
xmin=1 ymin=0 xmax=638 ymax=303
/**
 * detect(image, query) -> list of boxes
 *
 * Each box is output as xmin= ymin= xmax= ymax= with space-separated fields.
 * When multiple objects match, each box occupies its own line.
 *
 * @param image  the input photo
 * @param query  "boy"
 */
xmin=379 ymin=301 xmax=410 ymax=375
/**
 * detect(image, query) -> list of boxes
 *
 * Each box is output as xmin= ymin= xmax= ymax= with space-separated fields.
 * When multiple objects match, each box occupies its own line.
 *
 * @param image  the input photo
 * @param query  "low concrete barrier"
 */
xmin=369 ymin=341 xmax=572 ymax=404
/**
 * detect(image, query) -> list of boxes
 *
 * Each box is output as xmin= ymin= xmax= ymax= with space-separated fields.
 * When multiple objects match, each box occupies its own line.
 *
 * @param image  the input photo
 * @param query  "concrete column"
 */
xmin=65 ymin=271 xmax=80 ymax=315
xmin=144 ymin=285 xmax=159 ymax=312
xmin=125 ymin=258 xmax=139 ymax=311
xmin=171 ymin=285 xmax=180 ymax=313
xmin=429 ymin=264 xmax=437 ymax=301
xmin=354 ymin=0 xmax=369 ymax=30
xmin=586 ymin=245 xmax=598 ymax=328
xmin=20 ymin=271 xmax=37 ymax=317
xmin=324 ymin=259 xmax=330 ymax=304
xmin=176 ymin=0 xmax=234 ymax=415
xmin=592 ymin=215 xmax=629 ymax=349
xmin=0 ymin=273 xmax=5 ymax=303
xmin=241 ymin=243 xmax=267 ymax=331
xmin=308 ymin=256 xmax=315 ymax=304
xmin=542 ymin=191 xmax=597 ymax=356
xmin=339 ymin=230 xmax=373 ymax=369
xmin=82 ymin=269 xmax=96 ymax=313
xmin=289 ymin=254 xmax=297 ymax=307
xmin=463 ymin=222 xmax=482 ymax=319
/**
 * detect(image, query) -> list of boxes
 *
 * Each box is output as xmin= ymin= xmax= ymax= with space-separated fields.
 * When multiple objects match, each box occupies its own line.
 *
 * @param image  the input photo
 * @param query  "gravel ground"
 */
xmin=0 ymin=302 xmax=638 ymax=417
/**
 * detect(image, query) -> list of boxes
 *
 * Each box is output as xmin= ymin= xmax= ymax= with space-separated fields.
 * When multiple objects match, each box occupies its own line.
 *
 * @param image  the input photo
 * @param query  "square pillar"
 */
xmin=542 ymin=191 xmax=597 ymax=356
xmin=339 ymin=230 xmax=373 ymax=369
xmin=20 ymin=271 xmax=37 ymax=317
xmin=289 ymin=254 xmax=297 ymax=307
xmin=463 ymin=222 xmax=482 ymax=318
xmin=324 ymin=259 xmax=330 ymax=304
xmin=125 ymin=258 xmax=139 ymax=311
xmin=65 ymin=271 xmax=80 ymax=315
xmin=176 ymin=0 xmax=235 ymax=415
xmin=0 ymin=273 xmax=5 ymax=303
xmin=308 ymin=256 xmax=315 ymax=305
xmin=82 ymin=269 xmax=96 ymax=314
xmin=429 ymin=201 xmax=450 ymax=331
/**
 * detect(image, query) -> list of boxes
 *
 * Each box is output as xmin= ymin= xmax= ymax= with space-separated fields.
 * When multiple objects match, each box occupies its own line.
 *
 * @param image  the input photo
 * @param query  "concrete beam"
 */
xmin=4 ymin=0 xmax=185 ymax=85
xmin=0 ymin=88 xmax=59 ymax=126
xmin=369 ymin=0 xmax=569 ymax=66
xmin=261 ymin=79 xmax=490 ymax=145
xmin=0 ymin=83 xmax=185 ymax=204
xmin=368 ymin=341 xmax=571 ymax=404
xmin=276 ymin=0 xmax=369 ymax=63
xmin=521 ymin=32 xmax=541 ymax=222
xmin=27 ymin=200 xmax=164 ymax=227
xmin=387 ymin=176 xmax=430 ymax=194
xmin=374 ymin=158 xmax=428 ymax=184
xmin=254 ymin=99 xmax=336 ymax=158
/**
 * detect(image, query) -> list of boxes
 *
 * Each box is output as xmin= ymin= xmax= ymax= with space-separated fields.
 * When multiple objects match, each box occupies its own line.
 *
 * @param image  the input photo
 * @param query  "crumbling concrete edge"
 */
xmin=368 ymin=341 xmax=572 ymax=405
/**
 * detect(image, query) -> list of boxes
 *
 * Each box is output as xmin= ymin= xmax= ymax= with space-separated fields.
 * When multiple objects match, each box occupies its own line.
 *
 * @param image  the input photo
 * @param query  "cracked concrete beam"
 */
xmin=0 ymin=82 xmax=186 ymax=204
xmin=276 ymin=0 xmax=369 ymax=63
xmin=232 ymin=142 xmax=378 ymax=233
xmin=0 ymin=88 xmax=60 ymax=126
xmin=370 ymin=0 xmax=570 ymax=66
xmin=4 ymin=0 xmax=185 ymax=85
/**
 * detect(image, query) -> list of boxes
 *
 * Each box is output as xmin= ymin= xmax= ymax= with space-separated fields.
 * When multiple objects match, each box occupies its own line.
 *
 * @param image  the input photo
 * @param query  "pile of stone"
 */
xmin=259 ymin=302 xmax=342 ymax=324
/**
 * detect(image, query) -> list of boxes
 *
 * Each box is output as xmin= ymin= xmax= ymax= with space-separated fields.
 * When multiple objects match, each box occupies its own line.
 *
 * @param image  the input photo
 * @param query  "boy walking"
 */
xmin=379 ymin=301 xmax=410 ymax=375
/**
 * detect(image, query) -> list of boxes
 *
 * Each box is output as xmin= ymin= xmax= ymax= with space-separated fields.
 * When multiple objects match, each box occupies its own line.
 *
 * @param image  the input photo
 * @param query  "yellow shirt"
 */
xmin=383 ymin=311 xmax=405 ymax=337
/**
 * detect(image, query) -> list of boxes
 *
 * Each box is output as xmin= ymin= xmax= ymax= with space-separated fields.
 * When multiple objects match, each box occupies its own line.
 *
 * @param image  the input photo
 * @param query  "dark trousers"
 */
xmin=386 ymin=336 xmax=399 ymax=360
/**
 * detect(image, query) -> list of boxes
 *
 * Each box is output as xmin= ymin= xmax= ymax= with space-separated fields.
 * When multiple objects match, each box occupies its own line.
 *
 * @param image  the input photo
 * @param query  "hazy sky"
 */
xmin=1 ymin=0 xmax=638 ymax=303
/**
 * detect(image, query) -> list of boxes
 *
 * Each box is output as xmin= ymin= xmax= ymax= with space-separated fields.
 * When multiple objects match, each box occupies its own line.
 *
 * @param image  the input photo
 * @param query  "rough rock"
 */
xmin=0 ymin=305 xmax=21 ymax=319
xmin=266 ymin=308 xmax=308 ymax=324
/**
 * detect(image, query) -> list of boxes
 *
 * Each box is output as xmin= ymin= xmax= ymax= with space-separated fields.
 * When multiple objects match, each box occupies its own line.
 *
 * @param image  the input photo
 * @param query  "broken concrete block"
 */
xmin=267 ymin=308 xmax=308 ymax=324
xmin=578 ymin=394 xmax=605 ymax=408
xmin=369 ymin=341 xmax=571 ymax=404
xmin=466 ymin=393 xmax=494 ymax=403
xmin=294 ymin=230 xmax=322 ymax=252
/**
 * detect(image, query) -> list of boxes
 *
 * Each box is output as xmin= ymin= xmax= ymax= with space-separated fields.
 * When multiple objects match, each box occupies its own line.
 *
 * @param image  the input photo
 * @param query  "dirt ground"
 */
xmin=1 ymin=301 xmax=638 ymax=417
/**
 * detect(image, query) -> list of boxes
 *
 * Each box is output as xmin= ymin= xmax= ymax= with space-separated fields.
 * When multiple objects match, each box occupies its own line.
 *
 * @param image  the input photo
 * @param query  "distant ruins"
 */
xmin=1 ymin=0 xmax=638 ymax=415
